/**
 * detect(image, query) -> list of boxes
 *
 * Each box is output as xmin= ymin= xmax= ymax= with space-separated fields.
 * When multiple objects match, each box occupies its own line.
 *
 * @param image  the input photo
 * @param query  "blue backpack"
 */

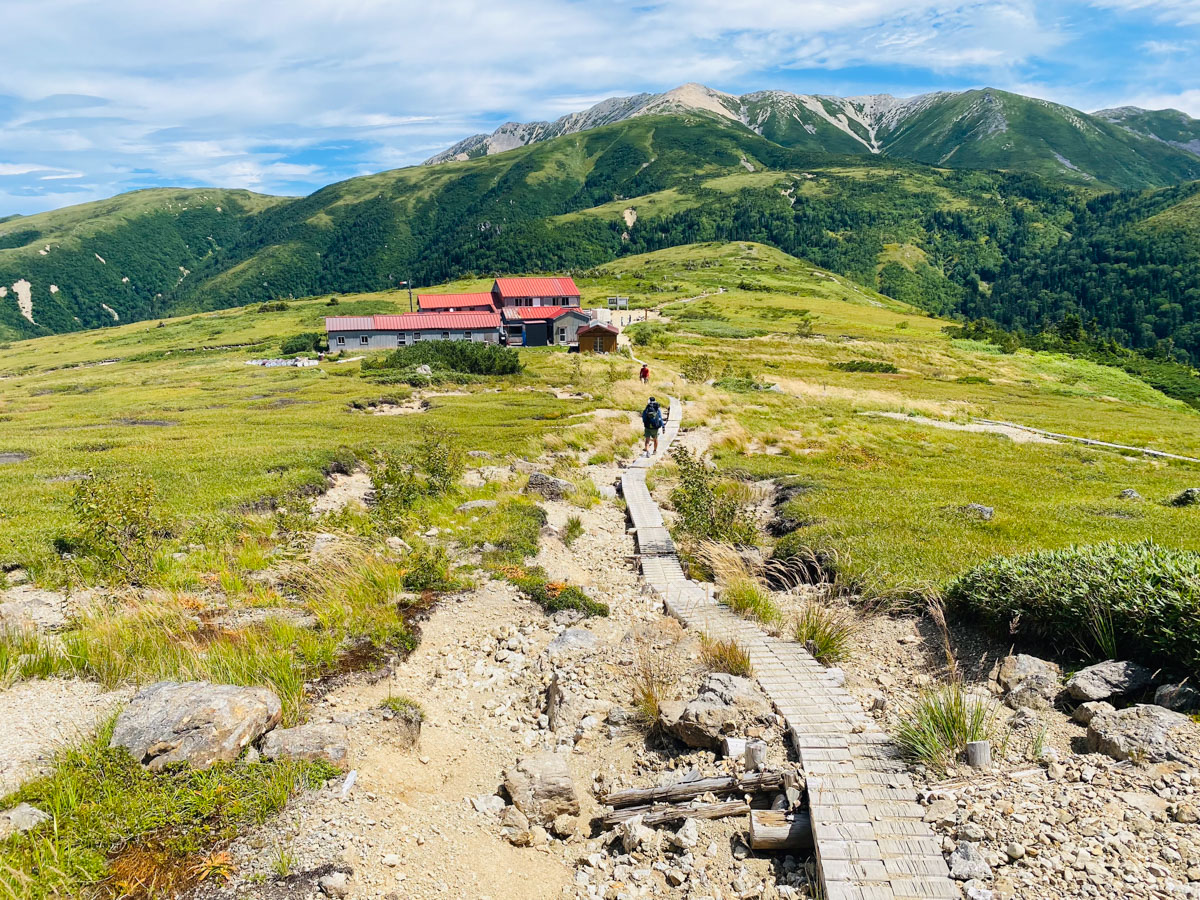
xmin=642 ymin=404 xmax=663 ymax=429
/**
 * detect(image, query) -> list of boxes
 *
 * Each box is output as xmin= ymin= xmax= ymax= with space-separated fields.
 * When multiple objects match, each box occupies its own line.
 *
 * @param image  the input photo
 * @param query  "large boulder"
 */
xmin=1005 ymin=674 xmax=1060 ymax=711
xmin=524 ymin=472 xmax=573 ymax=501
xmin=503 ymin=753 xmax=580 ymax=826
xmin=997 ymin=654 xmax=1059 ymax=693
xmin=659 ymin=673 xmax=772 ymax=749
xmin=111 ymin=681 xmax=282 ymax=771
xmin=1087 ymin=704 xmax=1191 ymax=762
xmin=1065 ymin=660 xmax=1153 ymax=702
xmin=948 ymin=841 xmax=992 ymax=881
xmin=260 ymin=722 xmax=350 ymax=770
xmin=1169 ymin=488 xmax=1200 ymax=507
xmin=1154 ymin=682 xmax=1200 ymax=713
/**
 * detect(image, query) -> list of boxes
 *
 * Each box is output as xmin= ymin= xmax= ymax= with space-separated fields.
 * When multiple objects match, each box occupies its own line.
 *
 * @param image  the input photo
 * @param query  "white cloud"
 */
xmin=1089 ymin=0 xmax=1200 ymax=25
xmin=0 ymin=0 xmax=1192 ymax=214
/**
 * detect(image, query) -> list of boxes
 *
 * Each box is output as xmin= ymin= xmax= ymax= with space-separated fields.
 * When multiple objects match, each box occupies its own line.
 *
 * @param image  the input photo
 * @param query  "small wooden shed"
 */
xmin=576 ymin=322 xmax=619 ymax=353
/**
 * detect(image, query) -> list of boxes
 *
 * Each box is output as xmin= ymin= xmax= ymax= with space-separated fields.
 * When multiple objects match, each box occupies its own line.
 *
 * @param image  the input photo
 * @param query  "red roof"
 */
xmin=325 ymin=316 xmax=375 ymax=332
xmin=375 ymin=312 xmax=501 ymax=330
xmin=492 ymin=276 xmax=580 ymax=299
xmin=326 ymin=313 xmax=500 ymax=331
xmin=416 ymin=292 xmax=496 ymax=311
xmin=502 ymin=306 xmax=590 ymax=321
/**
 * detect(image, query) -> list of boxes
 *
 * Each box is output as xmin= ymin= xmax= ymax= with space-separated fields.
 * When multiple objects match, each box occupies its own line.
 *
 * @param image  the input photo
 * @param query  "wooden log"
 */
xmin=748 ymin=809 xmax=814 ymax=852
xmin=603 ymin=800 xmax=750 ymax=827
xmin=966 ymin=740 xmax=992 ymax=769
xmin=602 ymin=771 xmax=786 ymax=808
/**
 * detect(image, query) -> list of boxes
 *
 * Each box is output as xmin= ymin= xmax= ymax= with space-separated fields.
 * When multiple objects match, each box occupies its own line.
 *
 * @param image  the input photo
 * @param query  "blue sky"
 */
xmin=0 ymin=0 xmax=1197 ymax=216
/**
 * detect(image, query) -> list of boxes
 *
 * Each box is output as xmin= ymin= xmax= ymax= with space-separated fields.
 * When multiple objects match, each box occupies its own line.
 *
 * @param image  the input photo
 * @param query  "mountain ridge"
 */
xmin=426 ymin=83 xmax=1200 ymax=188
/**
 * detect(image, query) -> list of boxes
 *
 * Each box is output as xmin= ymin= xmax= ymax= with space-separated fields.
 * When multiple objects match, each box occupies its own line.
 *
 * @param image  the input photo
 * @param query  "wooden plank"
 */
xmin=601 ymin=771 xmax=787 ymax=808
xmin=602 ymin=799 xmax=750 ymax=827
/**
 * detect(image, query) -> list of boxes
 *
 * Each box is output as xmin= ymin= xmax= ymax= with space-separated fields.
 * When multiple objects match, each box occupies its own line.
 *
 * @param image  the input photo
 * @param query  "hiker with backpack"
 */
xmin=642 ymin=397 xmax=665 ymax=456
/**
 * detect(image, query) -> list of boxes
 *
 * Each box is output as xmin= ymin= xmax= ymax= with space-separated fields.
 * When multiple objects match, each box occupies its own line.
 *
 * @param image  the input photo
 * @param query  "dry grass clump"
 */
xmin=791 ymin=602 xmax=857 ymax=665
xmin=701 ymin=541 xmax=784 ymax=628
xmin=699 ymin=634 xmax=753 ymax=677
xmin=628 ymin=638 xmax=678 ymax=724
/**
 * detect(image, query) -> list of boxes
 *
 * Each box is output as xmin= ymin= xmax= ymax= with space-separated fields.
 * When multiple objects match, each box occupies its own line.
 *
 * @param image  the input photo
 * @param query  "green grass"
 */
xmin=699 ymin=634 xmax=753 ymax=677
xmin=791 ymin=603 xmax=858 ymax=665
xmin=0 ymin=719 xmax=337 ymax=900
xmin=894 ymin=682 xmax=1000 ymax=773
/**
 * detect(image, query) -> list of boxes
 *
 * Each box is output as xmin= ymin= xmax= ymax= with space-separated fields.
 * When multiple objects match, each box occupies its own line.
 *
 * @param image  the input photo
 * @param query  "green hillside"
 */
xmin=3 ymin=113 xmax=1200 ymax=367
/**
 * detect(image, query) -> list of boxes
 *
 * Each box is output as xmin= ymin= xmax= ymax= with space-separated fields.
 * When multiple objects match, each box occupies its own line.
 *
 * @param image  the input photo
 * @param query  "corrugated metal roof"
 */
xmin=492 ymin=276 xmax=580 ymax=298
xmin=373 ymin=312 xmax=501 ymax=330
xmin=502 ymin=306 xmax=589 ymax=321
xmin=325 ymin=316 xmax=375 ymax=331
xmin=577 ymin=322 xmax=620 ymax=335
xmin=416 ymin=292 xmax=496 ymax=310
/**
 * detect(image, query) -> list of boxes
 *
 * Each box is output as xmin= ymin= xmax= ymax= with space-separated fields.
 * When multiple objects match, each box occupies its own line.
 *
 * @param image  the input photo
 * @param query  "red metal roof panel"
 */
xmin=325 ymin=316 xmax=375 ymax=331
xmin=502 ymin=306 xmax=591 ymax=321
xmin=577 ymin=322 xmax=620 ymax=335
xmin=373 ymin=312 xmax=501 ymax=330
xmin=416 ymin=292 xmax=496 ymax=310
xmin=492 ymin=276 xmax=580 ymax=298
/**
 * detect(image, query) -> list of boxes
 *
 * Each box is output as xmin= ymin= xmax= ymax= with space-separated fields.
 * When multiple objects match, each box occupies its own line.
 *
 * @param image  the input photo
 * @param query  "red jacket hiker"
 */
xmin=639 ymin=364 xmax=649 ymax=383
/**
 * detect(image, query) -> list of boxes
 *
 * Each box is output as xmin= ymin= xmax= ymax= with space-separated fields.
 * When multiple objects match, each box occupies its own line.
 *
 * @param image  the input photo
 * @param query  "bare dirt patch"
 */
xmin=863 ymin=411 xmax=1057 ymax=444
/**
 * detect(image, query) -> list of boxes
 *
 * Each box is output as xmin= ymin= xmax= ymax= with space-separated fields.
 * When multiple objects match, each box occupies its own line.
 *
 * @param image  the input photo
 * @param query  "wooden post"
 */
xmin=722 ymin=737 xmax=747 ymax=760
xmin=748 ymin=809 xmax=814 ymax=851
xmin=745 ymin=740 xmax=767 ymax=773
xmin=966 ymin=740 xmax=992 ymax=769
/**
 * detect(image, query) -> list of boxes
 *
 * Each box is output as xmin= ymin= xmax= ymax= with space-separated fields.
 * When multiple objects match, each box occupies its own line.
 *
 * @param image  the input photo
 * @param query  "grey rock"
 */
xmin=997 ymin=654 xmax=1059 ymax=693
xmin=1071 ymin=700 xmax=1115 ymax=724
xmin=659 ymin=673 xmax=772 ymax=749
xmin=503 ymin=752 xmax=580 ymax=826
xmin=1170 ymin=487 xmax=1200 ymax=506
xmin=1004 ymin=673 xmax=1060 ymax=710
xmin=1155 ymin=682 xmax=1200 ymax=712
xmin=619 ymin=815 xmax=656 ymax=853
xmin=961 ymin=503 xmax=994 ymax=521
xmin=923 ymin=798 xmax=958 ymax=826
xmin=672 ymin=817 xmax=700 ymax=850
xmin=949 ymin=841 xmax=992 ymax=881
xmin=414 ymin=364 xmax=433 ymax=376
xmin=467 ymin=450 xmax=492 ymax=459
xmin=310 ymin=532 xmax=339 ymax=559
xmin=1008 ymin=707 xmax=1040 ymax=730
xmin=523 ymin=472 xmax=574 ymax=500
xmin=1087 ymin=704 xmax=1191 ymax=762
xmin=111 ymin=681 xmax=282 ymax=771
xmin=260 ymin=722 xmax=350 ymax=770
xmin=606 ymin=706 xmax=632 ymax=726
xmin=318 ymin=871 xmax=350 ymax=898
xmin=0 ymin=803 xmax=50 ymax=840
xmin=546 ymin=673 xmax=587 ymax=733
xmin=1119 ymin=488 xmax=1143 ymax=500
xmin=548 ymin=628 xmax=599 ymax=656
xmin=1065 ymin=659 xmax=1154 ymax=701
xmin=4 ymin=568 xmax=29 ymax=586
xmin=501 ymin=805 xmax=532 ymax=845
xmin=455 ymin=499 xmax=498 ymax=513
xmin=0 ymin=585 xmax=77 ymax=632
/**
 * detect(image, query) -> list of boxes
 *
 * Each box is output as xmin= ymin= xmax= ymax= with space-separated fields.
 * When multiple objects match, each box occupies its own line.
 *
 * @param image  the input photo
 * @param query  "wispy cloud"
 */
xmin=0 ymin=0 xmax=1196 ymax=214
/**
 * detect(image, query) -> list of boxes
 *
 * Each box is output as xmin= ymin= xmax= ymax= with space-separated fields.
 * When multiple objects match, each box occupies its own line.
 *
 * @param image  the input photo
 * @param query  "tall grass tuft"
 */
xmin=894 ymin=682 xmax=999 ymax=773
xmin=699 ymin=634 xmax=753 ymax=677
xmin=701 ymin=541 xmax=783 ymax=627
xmin=791 ymin=603 xmax=857 ymax=665
xmin=629 ymin=639 xmax=677 ymax=725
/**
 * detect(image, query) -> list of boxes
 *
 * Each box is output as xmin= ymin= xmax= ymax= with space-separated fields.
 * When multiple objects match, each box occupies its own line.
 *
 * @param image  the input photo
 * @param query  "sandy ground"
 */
xmin=862 ymin=411 xmax=1058 ymax=444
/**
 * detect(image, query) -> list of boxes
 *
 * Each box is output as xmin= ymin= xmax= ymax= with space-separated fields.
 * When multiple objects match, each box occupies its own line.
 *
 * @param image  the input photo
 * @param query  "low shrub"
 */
xmin=832 ymin=360 xmax=899 ymax=373
xmin=256 ymin=300 xmax=290 ymax=313
xmin=699 ymin=634 xmax=753 ymax=677
xmin=946 ymin=541 xmax=1200 ymax=673
xmin=791 ymin=603 xmax=857 ymax=665
xmin=68 ymin=471 xmax=165 ymax=584
xmin=668 ymin=447 xmax=757 ymax=545
xmin=280 ymin=332 xmax=324 ymax=355
xmin=894 ymin=682 xmax=999 ymax=772
xmin=503 ymin=565 xmax=608 ymax=617
xmin=400 ymin=544 xmax=469 ymax=593
xmin=360 ymin=340 xmax=521 ymax=376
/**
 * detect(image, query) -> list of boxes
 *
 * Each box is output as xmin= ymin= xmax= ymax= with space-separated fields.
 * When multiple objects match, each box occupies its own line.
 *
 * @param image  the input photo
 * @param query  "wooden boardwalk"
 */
xmin=621 ymin=397 xmax=958 ymax=900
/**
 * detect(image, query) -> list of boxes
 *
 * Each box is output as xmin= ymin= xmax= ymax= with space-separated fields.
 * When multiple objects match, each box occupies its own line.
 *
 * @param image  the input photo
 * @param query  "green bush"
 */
xmin=894 ymin=682 xmax=999 ymax=773
xmin=280 ymin=332 xmax=324 ymax=355
xmin=506 ymin=566 xmax=608 ymax=617
xmin=369 ymin=429 xmax=465 ymax=528
xmin=401 ymin=544 xmax=468 ymax=593
xmin=947 ymin=541 xmax=1200 ymax=673
xmin=832 ymin=360 xmax=899 ymax=373
xmin=360 ymin=340 xmax=521 ymax=376
xmin=668 ymin=447 xmax=756 ymax=545
xmin=67 ymin=472 xmax=165 ymax=584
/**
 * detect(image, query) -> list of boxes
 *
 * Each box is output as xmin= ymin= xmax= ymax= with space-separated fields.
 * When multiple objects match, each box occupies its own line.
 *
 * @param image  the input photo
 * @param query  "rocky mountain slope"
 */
xmin=427 ymin=83 xmax=1200 ymax=188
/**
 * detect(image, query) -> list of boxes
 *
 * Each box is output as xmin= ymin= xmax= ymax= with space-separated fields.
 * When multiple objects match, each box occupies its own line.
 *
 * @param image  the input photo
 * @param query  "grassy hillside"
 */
xmin=4 ymin=241 xmax=1200 ymax=596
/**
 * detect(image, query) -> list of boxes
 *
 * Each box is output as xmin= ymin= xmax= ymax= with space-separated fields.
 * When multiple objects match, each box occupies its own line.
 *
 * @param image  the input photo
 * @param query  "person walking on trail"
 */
xmin=642 ymin=397 xmax=665 ymax=456
xmin=639 ymin=363 xmax=649 ymax=384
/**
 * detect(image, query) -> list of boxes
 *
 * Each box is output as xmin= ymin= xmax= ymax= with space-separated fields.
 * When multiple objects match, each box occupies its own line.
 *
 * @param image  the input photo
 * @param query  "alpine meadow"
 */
xmin=3 ymin=26 xmax=1200 ymax=900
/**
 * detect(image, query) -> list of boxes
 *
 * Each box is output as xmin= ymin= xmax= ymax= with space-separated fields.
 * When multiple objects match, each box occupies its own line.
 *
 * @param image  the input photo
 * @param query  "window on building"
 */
xmin=464 ymin=331 xmax=472 ymax=341
xmin=398 ymin=333 xmax=407 ymax=346
xmin=441 ymin=331 xmax=450 ymax=340
xmin=336 ymin=336 xmax=345 ymax=345
xmin=557 ymin=327 xmax=566 ymax=342
xmin=413 ymin=332 xmax=421 ymax=342
xmin=360 ymin=335 xmax=369 ymax=345
xmin=593 ymin=335 xmax=605 ymax=352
